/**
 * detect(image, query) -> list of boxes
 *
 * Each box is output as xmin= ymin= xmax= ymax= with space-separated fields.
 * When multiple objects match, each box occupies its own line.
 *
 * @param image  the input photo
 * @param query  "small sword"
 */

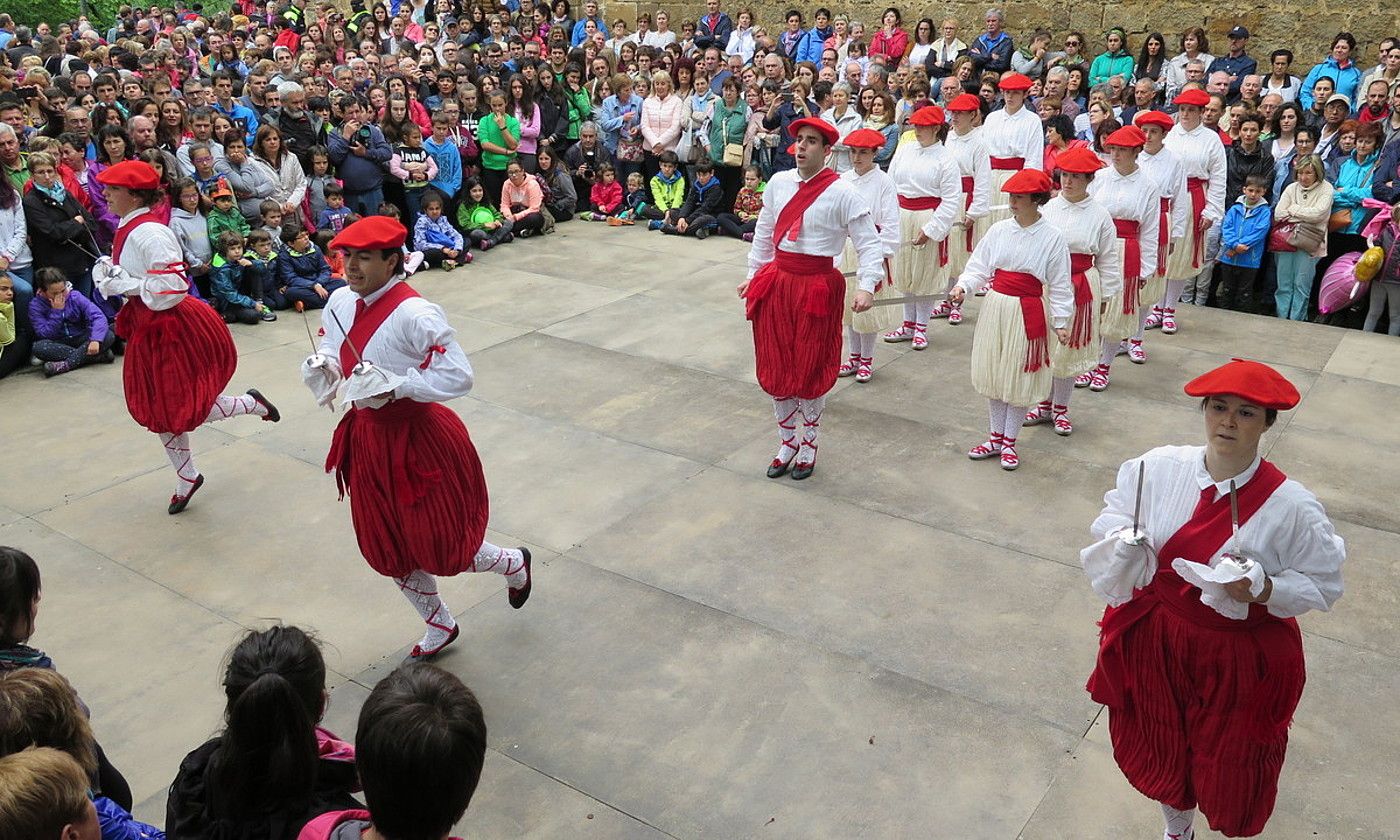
xmin=294 ymin=300 xmax=319 ymax=353
xmin=867 ymin=293 xmax=948 ymax=307
xmin=1131 ymin=460 xmax=1145 ymax=538
xmin=326 ymin=306 xmax=366 ymax=370
xmin=1228 ymin=480 xmax=1253 ymax=571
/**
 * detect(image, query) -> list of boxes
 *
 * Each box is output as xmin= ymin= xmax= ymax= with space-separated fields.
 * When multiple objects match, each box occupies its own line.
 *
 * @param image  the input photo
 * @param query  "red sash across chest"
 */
xmin=772 ymin=167 xmax=839 ymax=247
xmin=990 ymin=269 xmax=1049 ymax=372
xmin=1113 ymin=217 xmax=1142 ymax=313
xmin=338 ymin=281 xmax=421 ymax=374
xmin=898 ymin=195 xmax=948 ymax=266
xmin=1067 ymin=253 xmax=1095 ymax=348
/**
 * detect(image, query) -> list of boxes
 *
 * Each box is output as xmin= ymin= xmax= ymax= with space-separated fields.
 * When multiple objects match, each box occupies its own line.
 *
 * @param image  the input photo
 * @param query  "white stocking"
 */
xmin=205 ymin=393 xmax=265 ymax=423
xmin=1098 ymin=337 xmax=1118 ymax=369
xmin=1002 ymin=405 xmax=1026 ymax=444
xmin=1163 ymin=279 xmax=1188 ymax=309
xmin=902 ymin=298 xmax=917 ymax=325
xmin=796 ymin=395 xmax=825 ymax=464
xmin=1050 ymin=376 xmax=1074 ymax=411
xmin=1160 ymin=804 xmax=1195 ymax=840
xmin=158 ymin=432 xmax=199 ymax=495
xmin=987 ymin=399 xmax=1008 ymax=437
xmin=858 ymin=331 xmax=877 ymax=358
xmin=1133 ymin=304 xmax=1150 ymax=341
xmin=394 ymin=569 xmax=457 ymax=650
xmin=773 ymin=397 xmax=800 ymax=462
xmin=845 ymin=325 xmax=860 ymax=358
xmin=914 ymin=299 xmax=935 ymax=328
xmin=469 ymin=541 xmax=528 ymax=587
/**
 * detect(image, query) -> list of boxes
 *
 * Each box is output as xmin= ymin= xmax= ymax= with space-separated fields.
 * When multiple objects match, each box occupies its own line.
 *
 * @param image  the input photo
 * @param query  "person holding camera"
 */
xmin=327 ymin=94 xmax=393 ymax=217
xmin=564 ymin=120 xmax=613 ymax=202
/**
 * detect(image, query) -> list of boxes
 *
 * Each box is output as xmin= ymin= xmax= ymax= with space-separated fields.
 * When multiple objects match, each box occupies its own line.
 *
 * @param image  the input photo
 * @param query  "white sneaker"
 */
xmin=404 ymin=250 xmax=426 ymax=275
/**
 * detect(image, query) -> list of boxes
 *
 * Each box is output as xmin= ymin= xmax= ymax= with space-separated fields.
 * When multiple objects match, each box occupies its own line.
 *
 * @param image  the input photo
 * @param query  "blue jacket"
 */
xmin=1219 ymin=198 xmax=1272 ymax=269
xmin=208 ymin=254 xmax=258 ymax=310
xmin=693 ymin=12 xmax=732 ymax=51
xmin=277 ymin=245 xmax=332 ymax=290
xmin=969 ymin=32 xmax=1014 ymax=74
xmin=414 ymin=212 xmax=465 ymax=251
xmin=1370 ymin=138 xmax=1400 ymax=204
xmin=423 ymin=135 xmax=462 ymax=200
xmin=1332 ymin=149 xmax=1381 ymax=235
xmin=212 ymin=98 xmax=260 ymax=147
xmin=327 ymin=124 xmax=392 ymax=192
xmin=28 ymin=287 xmax=107 ymax=343
xmin=794 ymin=28 xmax=825 ymax=64
xmin=96 ymin=793 xmax=164 ymax=840
xmin=597 ymin=93 xmax=644 ymax=153
xmin=1301 ymin=57 xmax=1363 ymax=110
xmin=570 ymin=15 xmax=609 ymax=46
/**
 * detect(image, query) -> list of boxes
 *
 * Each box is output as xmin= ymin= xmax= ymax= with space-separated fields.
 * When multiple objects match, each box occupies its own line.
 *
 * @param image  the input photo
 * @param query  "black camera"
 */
xmin=356 ymin=126 xmax=371 ymax=144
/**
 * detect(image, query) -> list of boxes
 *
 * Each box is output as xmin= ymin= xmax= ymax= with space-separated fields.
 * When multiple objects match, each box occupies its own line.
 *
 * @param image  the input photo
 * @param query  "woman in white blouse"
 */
xmin=1082 ymin=358 xmax=1343 ymax=840
xmin=724 ymin=9 xmax=757 ymax=64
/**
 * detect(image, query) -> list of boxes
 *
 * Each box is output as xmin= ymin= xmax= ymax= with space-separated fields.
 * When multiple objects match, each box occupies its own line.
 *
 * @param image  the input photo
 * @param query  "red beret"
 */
xmin=95 ymin=159 xmax=161 ymax=191
xmin=329 ymin=215 xmax=408 ymax=252
xmin=1054 ymin=146 xmax=1105 ymax=173
xmin=788 ymin=116 xmax=839 ymax=145
xmin=945 ymin=93 xmax=982 ymax=113
xmin=1133 ymin=110 xmax=1175 ymax=130
xmin=909 ymin=105 xmax=946 ymax=126
xmin=1183 ymin=358 xmax=1300 ymax=410
xmin=1002 ymin=168 xmax=1054 ymax=194
xmin=843 ymin=128 xmax=887 ymax=149
xmin=998 ymin=72 xmax=1033 ymax=91
xmin=1105 ymin=125 xmax=1148 ymax=148
xmin=1173 ymin=89 xmax=1210 ymax=107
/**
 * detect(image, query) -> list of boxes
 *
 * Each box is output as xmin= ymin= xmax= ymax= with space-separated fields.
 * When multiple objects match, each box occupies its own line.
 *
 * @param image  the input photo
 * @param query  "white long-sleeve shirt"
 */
xmin=1163 ymin=123 xmax=1228 ymax=222
xmin=1041 ymin=194 xmax=1123 ymax=300
xmin=945 ymin=127 xmax=993 ymax=221
xmin=312 ymin=275 xmax=475 ymax=408
xmin=980 ymin=105 xmax=1044 ymax=170
xmin=1139 ymin=145 xmax=1190 ymax=241
xmin=94 ymin=208 xmax=190 ymax=310
xmin=0 ymin=198 xmax=31 ymax=271
xmin=746 ymin=167 xmax=885 ymax=292
xmin=1088 ymin=166 xmax=1162 ymax=279
xmin=841 ymin=165 xmax=900 ymax=258
xmin=888 ymin=139 xmax=963 ymax=240
xmin=1083 ymin=445 xmax=1344 ymax=619
xmin=953 ymin=216 xmax=1074 ymax=328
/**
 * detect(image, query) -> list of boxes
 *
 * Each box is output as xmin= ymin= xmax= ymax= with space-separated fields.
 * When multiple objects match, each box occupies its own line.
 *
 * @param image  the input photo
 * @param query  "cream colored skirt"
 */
xmin=1050 ymin=268 xmax=1103 ymax=379
xmin=1165 ymin=217 xmax=1203 ymax=280
xmin=947 ymin=212 xmax=987 ymax=279
xmin=971 ymin=290 xmax=1052 ymax=406
xmin=1140 ymin=274 xmax=1167 ymax=313
xmin=891 ymin=207 xmax=950 ymax=296
xmin=986 ymin=168 xmax=1017 ymax=226
xmin=840 ymin=241 xmax=899 ymax=333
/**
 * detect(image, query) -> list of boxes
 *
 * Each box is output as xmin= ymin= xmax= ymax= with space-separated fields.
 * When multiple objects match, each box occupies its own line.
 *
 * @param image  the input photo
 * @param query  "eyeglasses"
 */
xmin=1065 ymin=40 xmax=1080 ymax=47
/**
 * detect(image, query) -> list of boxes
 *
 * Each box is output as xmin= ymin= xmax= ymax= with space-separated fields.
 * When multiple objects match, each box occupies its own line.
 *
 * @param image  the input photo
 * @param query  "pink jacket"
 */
xmin=641 ymin=93 xmax=685 ymax=151
xmin=869 ymin=28 xmax=910 ymax=65
xmin=501 ymin=176 xmax=543 ymax=219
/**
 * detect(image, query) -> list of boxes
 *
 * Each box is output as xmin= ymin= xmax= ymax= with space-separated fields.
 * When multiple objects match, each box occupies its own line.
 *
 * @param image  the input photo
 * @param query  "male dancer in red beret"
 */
xmin=302 ymin=215 xmax=531 ymax=659
xmin=739 ymin=117 xmax=885 ymax=480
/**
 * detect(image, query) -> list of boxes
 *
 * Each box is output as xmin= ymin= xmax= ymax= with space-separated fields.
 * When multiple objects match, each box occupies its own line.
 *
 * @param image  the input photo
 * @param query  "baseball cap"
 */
xmin=1227 ymin=26 xmax=1249 ymax=39
xmin=1326 ymin=93 xmax=1352 ymax=108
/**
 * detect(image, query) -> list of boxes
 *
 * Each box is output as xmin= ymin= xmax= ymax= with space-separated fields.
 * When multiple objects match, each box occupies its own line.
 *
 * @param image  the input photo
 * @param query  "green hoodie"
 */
xmin=649 ymin=169 xmax=686 ymax=212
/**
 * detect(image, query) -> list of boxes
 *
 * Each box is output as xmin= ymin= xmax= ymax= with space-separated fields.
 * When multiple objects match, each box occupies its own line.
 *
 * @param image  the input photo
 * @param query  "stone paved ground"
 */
xmin=2 ymin=223 xmax=1397 ymax=838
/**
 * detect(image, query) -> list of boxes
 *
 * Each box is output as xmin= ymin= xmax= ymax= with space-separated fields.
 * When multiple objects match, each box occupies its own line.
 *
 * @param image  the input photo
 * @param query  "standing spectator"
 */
xmin=1272 ymin=154 xmax=1332 ymax=320
xmin=1301 ymin=33 xmax=1363 ymax=111
xmin=475 ymin=90 xmax=520 ymax=203
xmin=694 ymin=0 xmax=732 ymax=52
xmin=820 ymin=83 xmax=863 ymax=173
xmin=24 ymin=152 xmax=98 ymax=300
xmin=598 ymin=74 xmax=644 ymax=179
xmin=327 ymin=96 xmax=393 ymax=217
xmin=217 ymin=130 xmax=281 ymax=222
xmin=1208 ymin=25 xmax=1257 ymax=99
xmin=1263 ymin=49 xmax=1304 ymax=104
xmin=868 ymin=8 xmax=909 ymax=68
xmin=1362 ymin=198 xmax=1400 ymax=334
xmin=1165 ymin=27 xmax=1214 ymax=101
xmin=968 ymin=8 xmax=1012 ymax=74
xmin=1216 ymin=173 xmax=1272 ymax=311
xmin=725 ymin=10 xmax=757 ymax=65
xmin=1327 ymin=120 xmax=1382 ymax=261
xmin=253 ymin=125 xmax=308 ymax=221
xmin=1226 ymin=113 xmax=1276 ymax=204
xmin=1267 ymin=103 xmax=1306 ymax=196
xmin=1089 ymin=28 xmax=1134 ymax=87
xmin=908 ymin=18 xmax=937 ymax=70
xmin=389 ymin=122 xmax=438 ymax=222
xmin=641 ymin=70 xmax=685 ymax=179
xmin=1135 ymin=32 xmax=1168 ymax=89
xmin=924 ymin=17 xmax=967 ymax=81
xmin=707 ymin=76 xmax=749 ymax=210
xmin=86 ymin=125 xmax=134 ymax=251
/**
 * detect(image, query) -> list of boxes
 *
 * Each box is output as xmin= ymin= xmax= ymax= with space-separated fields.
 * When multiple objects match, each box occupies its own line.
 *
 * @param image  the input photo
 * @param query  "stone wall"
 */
xmin=602 ymin=0 xmax=1399 ymax=66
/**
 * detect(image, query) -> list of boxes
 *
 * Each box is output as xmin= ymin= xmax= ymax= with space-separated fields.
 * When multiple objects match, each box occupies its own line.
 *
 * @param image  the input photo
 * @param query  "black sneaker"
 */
xmin=260 ymin=309 xmax=278 ymax=322
xmin=695 ymin=227 xmax=711 ymax=240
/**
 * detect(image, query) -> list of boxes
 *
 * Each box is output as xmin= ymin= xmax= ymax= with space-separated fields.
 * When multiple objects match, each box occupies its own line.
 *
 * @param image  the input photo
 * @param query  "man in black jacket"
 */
xmin=693 ymin=0 xmax=732 ymax=51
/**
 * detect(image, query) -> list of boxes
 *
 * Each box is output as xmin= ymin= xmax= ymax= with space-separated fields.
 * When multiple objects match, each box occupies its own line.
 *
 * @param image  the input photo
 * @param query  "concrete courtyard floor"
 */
xmin=2 ymin=223 xmax=1398 ymax=838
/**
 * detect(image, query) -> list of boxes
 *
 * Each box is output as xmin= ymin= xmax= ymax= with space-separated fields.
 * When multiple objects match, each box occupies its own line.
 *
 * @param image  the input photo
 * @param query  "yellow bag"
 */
xmin=1356 ymin=245 xmax=1385 ymax=282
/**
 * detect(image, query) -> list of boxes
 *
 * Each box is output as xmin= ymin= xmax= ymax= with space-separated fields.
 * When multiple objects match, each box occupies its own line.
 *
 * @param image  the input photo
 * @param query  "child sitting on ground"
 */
xmin=0 ymin=274 xmax=16 ymax=374
xmin=279 ymin=225 xmax=343 ymax=309
xmin=257 ymin=199 xmax=286 ymax=249
xmin=581 ymin=163 xmax=625 ymax=222
xmin=645 ymin=150 xmax=686 ymax=225
xmin=167 ymin=626 xmax=361 ymax=838
xmin=245 ymin=229 xmax=284 ymax=310
xmin=0 ymin=748 xmax=101 ymax=840
xmin=413 ymin=191 xmax=469 ymax=269
xmin=316 ymin=183 xmax=355 ymax=235
xmin=209 ymin=232 xmax=278 ymax=324
xmin=27 ymin=268 xmax=116 ymax=376
xmin=315 ymin=231 xmax=346 ymax=281
xmin=295 ymin=664 xmax=487 ymax=840
xmin=660 ymin=160 xmax=723 ymax=238
xmin=456 ymin=177 xmax=513 ymax=250
xmin=621 ymin=171 xmax=648 ymax=221
xmin=207 ymin=180 xmax=250 ymax=241
xmin=717 ymin=164 xmax=764 ymax=241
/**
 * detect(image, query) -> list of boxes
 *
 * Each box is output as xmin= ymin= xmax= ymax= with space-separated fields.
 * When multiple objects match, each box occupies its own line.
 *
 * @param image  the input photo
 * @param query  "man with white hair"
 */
xmin=127 ymin=115 xmax=179 ymax=177
xmin=1040 ymin=66 xmax=1080 ymax=118
xmin=263 ymin=81 xmax=323 ymax=170
xmin=1206 ymin=71 xmax=1231 ymax=99
xmin=968 ymin=8 xmax=1013 ymax=73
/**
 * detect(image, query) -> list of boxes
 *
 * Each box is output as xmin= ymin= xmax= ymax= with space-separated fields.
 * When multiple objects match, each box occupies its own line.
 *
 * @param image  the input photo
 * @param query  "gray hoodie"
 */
xmin=215 ymin=155 xmax=280 ymax=221
xmin=169 ymin=206 xmax=213 ymax=271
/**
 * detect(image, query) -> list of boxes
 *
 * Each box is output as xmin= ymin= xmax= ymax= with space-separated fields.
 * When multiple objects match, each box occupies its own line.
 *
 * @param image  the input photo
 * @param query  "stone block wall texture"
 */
xmin=605 ymin=0 xmax=1400 ymax=66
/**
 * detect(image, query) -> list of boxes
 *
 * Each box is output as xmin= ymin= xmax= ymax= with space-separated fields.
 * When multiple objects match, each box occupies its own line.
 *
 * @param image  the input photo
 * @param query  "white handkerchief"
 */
xmin=1081 ymin=527 xmax=1155 ymax=607
xmin=1171 ymin=556 xmax=1266 ymax=620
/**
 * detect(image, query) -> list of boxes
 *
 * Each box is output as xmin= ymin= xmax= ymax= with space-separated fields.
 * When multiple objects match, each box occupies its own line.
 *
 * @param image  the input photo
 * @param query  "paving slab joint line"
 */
xmin=1013 ymin=706 xmax=1107 ymax=840
xmin=489 ymin=747 xmax=684 ymax=839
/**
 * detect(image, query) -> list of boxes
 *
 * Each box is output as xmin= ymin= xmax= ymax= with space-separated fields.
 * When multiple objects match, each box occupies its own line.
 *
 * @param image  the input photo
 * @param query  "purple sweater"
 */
xmin=28 ymin=288 xmax=108 ymax=343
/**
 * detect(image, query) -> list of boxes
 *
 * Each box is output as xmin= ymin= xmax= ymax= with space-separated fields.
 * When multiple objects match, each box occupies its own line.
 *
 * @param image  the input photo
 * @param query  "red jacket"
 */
xmin=590 ymin=179 xmax=622 ymax=213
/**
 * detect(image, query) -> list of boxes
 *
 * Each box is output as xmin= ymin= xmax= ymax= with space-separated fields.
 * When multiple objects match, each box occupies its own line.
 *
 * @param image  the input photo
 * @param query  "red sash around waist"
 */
xmin=990 ymin=268 xmax=1049 ymax=372
xmin=960 ymin=175 xmax=975 ymax=251
xmin=1113 ymin=217 xmax=1142 ymax=314
xmin=1156 ymin=196 xmax=1170 ymax=274
xmin=744 ymin=249 xmax=839 ymax=320
xmin=899 ymin=194 xmax=948 ymax=266
xmin=990 ymin=155 xmax=1024 ymax=171
xmin=1088 ymin=459 xmax=1303 ymax=738
xmin=1068 ymin=252 xmax=1095 ymax=348
xmin=1186 ymin=176 xmax=1209 ymax=268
